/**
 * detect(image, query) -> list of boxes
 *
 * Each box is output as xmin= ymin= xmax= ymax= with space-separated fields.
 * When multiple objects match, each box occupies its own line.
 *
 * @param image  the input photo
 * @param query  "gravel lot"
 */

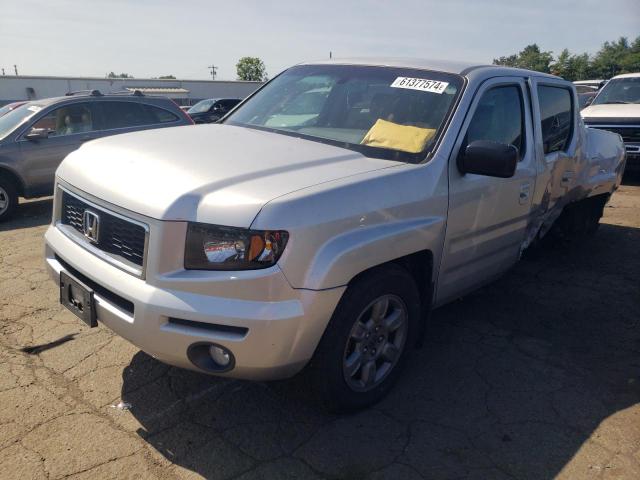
xmin=1 ymin=184 xmax=639 ymax=480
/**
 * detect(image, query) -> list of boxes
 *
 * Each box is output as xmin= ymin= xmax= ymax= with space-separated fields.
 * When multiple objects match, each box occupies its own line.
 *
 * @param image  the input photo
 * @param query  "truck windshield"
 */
xmin=592 ymin=77 xmax=640 ymax=105
xmin=0 ymin=103 xmax=43 ymax=141
xmin=225 ymin=64 xmax=463 ymax=162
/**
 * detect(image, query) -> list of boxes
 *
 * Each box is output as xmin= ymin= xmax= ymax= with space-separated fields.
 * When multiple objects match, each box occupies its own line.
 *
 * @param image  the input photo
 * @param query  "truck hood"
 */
xmin=581 ymin=103 xmax=640 ymax=120
xmin=57 ymin=124 xmax=398 ymax=226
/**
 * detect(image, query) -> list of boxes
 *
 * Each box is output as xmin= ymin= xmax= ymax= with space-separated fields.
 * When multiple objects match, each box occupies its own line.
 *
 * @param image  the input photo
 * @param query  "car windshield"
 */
xmin=0 ymin=104 xmax=20 ymax=117
xmin=224 ymin=64 xmax=463 ymax=162
xmin=592 ymin=77 xmax=640 ymax=105
xmin=188 ymin=99 xmax=215 ymax=114
xmin=0 ymin=102 xmax=44 ymax=140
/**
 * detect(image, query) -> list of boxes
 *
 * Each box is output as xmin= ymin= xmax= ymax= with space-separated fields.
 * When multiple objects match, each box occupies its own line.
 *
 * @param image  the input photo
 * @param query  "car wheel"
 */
xmin=309 ymin=264 xmax=420 ymax=412
xmin=0 ymin=176 xmax=18 ymax=222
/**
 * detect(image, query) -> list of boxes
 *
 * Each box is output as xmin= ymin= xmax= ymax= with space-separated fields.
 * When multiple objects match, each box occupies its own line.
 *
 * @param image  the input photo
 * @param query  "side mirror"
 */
xmin=25 ymin=128 xmax=51 ymax=141
xmin=458 ymin=140 xmax=518 ymax=178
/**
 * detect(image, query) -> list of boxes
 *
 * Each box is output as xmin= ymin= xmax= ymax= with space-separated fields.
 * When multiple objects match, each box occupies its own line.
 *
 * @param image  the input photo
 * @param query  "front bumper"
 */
xmin=45 ymin=225 xmax=345 ymax=380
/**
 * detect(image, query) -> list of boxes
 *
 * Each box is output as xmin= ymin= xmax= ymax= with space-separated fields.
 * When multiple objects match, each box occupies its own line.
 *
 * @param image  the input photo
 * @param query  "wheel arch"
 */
xmin=0 ymin=165 xmax=25 ymax=196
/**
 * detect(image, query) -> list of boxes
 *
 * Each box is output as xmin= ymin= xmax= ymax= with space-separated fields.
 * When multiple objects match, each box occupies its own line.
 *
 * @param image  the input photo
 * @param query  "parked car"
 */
xmin=44 ymin=59 xmax=624 ymax=411
xmin=0 ymin=101 xmax=28 ymax=117
xmin=0 ymin=90 xmax=193 ymax=221
xmin=574 ymin=85 xmax=598 ymax=95
xmin=574 ymin=79 xmax=607 ymax=90
xmin=578 ymin=91 xmax=598 ymax=109
xmin=581 ymin=72 xmax=640 ymax=174
xmin=187 ymin=98 xmax=241 ymax=123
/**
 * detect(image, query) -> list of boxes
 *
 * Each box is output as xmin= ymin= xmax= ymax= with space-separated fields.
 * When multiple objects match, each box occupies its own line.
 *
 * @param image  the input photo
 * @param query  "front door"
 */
xmin=19 ymin=102 xmax=99 ymax=193
xmin=436 ymin=77 xmax=537 ymax=305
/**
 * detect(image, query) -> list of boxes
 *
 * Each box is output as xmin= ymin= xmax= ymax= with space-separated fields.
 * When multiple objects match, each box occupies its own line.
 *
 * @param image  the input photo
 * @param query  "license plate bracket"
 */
xmin=60 ymin=271 xmax=97 ymax=327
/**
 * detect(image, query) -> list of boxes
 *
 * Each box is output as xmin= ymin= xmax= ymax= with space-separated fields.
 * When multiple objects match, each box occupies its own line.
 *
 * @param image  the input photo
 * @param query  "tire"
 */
xmin=585 ymin=196 xmax=607 ymax=234
xmin=0 ymin=176 xmax=18 ymax=223
xmin=309 ymin=264 xmax=420 ymax=412
xmin=549 ymin=196 xmax=608 ymax=242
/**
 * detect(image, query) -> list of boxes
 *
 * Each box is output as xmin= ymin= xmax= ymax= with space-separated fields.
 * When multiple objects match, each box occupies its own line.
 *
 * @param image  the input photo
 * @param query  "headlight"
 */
xmin=184 ymin=223 xmax=289 ymax=270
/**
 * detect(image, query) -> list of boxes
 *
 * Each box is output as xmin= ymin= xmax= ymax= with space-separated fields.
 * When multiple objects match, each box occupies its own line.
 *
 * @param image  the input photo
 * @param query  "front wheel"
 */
xmin=0 ymin=176 xmax=18 ymax=223
xmin=309 ymin=264 xmax=420 ymax=412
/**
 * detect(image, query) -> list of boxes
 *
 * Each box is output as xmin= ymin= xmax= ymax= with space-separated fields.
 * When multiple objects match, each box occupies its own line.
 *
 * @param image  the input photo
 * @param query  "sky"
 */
xmin=0 ymin=0 xmax=638 ymax=80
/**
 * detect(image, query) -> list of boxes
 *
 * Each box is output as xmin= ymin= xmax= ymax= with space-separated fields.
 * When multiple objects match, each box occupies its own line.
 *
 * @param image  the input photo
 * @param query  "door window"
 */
xmin=464 ymin=85 xmax=524 ymax=155
xmin=537 ymin=85 xmax=573 ymax=154
xmin=219 ymin=99 xmax=241 ymax=112
xmin=100 ymin=102 xmax=155 ymax=129
xmin=30 ymin=103 xmax=95 ymax=137
xmin=146 ymin=105 xmax=179 ymax=123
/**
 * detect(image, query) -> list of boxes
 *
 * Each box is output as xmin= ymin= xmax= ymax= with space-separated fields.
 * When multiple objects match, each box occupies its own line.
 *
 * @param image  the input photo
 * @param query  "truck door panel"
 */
xmin=437 ymin=77 xmax=536 ymax=306
xmin=526 ymin=80 xmax=581 ymax=238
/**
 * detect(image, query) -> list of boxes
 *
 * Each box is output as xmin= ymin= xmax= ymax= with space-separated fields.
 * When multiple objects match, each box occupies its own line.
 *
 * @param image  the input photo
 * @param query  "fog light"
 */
xmin=187 ymin=342 xmax=235 ymax=373
xmin=209 ymin=345 xmax=231 ymax=367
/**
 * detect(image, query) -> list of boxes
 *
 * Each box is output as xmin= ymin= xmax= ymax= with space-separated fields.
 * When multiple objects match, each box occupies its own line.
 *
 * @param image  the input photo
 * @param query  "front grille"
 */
xmin=61 ymin=191 xmax=147 ymax=267
xmin=586 ymin=124 xmax=640 ymax=143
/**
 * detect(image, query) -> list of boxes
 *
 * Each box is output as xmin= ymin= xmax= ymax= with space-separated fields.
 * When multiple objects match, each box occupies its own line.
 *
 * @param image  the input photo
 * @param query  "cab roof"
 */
xmin=300 ymin=57 xmax=561 ymax=81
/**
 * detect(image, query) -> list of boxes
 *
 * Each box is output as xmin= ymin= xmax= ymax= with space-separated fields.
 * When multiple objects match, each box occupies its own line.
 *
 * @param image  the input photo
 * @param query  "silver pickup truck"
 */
xmin=44 ymin=59 xmax=625 ymax=411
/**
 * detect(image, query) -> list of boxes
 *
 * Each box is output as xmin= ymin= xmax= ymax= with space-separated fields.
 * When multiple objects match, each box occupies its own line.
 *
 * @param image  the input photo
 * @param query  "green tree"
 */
xmin=493 ymin=44 xmax=553 ymax=73
xmin=590 ymin=37 xmax=630 ymax=78
xmin=158 ymin=75 xmax=176 ymax=79
xmin=495 ymin=35 xmax=640 ymax=81
xmin=619 ymin=36 xmax=640 ymax=74
xmin=551 ymin=49 xmax=591 ymax=81
xmin=236 ymin=57 xmax=268 ymax=81
xmin=107 ymin=72 xmax=133 ymax=79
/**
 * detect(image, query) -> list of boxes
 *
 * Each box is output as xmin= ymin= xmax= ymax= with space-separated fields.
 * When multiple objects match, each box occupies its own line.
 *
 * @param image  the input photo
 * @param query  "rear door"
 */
xmin=19 ymin=101 xmax=99 ymax=193
xmin=437 ymin=76 xmax=537 ymax=305
xmin=528 ymin=79 xmax=577 ymax=226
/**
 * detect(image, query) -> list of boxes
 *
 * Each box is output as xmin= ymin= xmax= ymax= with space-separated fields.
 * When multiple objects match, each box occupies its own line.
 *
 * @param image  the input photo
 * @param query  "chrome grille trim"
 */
xmin=57 ymin=185 xmax=149 ymax=278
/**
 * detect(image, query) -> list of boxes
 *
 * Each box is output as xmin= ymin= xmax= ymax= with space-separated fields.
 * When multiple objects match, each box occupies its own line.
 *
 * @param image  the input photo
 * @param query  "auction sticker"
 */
xmin=390 ymin=77 xmax=449 ymax=94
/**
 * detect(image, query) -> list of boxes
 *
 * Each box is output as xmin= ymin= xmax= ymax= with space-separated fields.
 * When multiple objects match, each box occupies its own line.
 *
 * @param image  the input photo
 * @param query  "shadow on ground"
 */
xmin=114 ymin=222 xmax=639 ymax=479
xmin=0 ymin=198 xmax=52 ymax=232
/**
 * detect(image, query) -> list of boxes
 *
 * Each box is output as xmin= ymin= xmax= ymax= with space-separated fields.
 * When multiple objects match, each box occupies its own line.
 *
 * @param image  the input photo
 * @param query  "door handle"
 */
xmin=519 ymin=182 xmax=530 ymax=204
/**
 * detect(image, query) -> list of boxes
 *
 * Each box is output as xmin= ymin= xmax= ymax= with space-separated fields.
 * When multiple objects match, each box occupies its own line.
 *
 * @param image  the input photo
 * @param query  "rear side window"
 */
xmin=145 ymin=105 xmax=179 ymax=123
xmin=101 ymin=102 xmax=154 ymax=129
xmin=537 ymin=86 xmax=573 ymax=154
xmin=465 ymin=85 xmax=524 ymax=155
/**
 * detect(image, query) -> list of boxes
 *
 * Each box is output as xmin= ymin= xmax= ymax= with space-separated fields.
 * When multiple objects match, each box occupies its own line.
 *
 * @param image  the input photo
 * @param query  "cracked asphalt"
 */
xmin=1 ymin=184 xmax=639 ymax=480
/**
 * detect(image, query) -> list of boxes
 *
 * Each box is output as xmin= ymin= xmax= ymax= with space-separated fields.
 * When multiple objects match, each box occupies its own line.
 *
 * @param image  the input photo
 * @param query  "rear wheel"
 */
xmin=0 ymin=176 xmax=18 ymax=223
xmin=549 ymin=196 xmax=608 ymax=242
xmin=309 ymin=264 xmax=420 ymax=412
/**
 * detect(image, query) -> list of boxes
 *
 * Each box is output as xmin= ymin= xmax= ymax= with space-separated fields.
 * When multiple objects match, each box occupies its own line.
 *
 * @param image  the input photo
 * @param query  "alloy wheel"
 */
xmin=342 ymin=294 xmax=408 ymax=392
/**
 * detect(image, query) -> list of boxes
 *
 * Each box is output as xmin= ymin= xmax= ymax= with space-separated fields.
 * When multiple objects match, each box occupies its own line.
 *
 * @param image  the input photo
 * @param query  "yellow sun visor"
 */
xmin=360 ymin=119 xmax=437 ymax=153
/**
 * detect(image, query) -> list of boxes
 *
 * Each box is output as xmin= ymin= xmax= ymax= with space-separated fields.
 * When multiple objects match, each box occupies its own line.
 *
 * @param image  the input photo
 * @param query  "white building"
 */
xmin=0 ymin=75 xmax=263 ymax=107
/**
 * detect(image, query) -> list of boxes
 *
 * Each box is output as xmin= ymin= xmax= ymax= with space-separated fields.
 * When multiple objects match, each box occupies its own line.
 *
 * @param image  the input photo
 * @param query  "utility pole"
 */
xmin=329 ymin=51 xmax=332 ymax=59
xmin=208 ymin=65 xmax=217 ymax=80
xmin=1 ymin=68 xmax=4 ymax=76
xmin=14 ymin=64 xmax=18 ymax=76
